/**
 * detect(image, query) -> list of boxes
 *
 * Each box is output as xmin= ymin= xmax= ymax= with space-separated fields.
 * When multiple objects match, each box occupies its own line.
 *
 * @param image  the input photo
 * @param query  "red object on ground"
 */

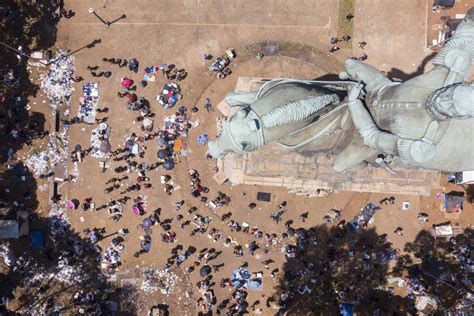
xmin=121 ymin=78 xmax=133 ymax=88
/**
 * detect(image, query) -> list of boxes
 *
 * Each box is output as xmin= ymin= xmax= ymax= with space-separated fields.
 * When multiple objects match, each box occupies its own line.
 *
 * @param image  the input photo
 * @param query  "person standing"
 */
xmin=204 ymin=98 xmax=214 ymax=112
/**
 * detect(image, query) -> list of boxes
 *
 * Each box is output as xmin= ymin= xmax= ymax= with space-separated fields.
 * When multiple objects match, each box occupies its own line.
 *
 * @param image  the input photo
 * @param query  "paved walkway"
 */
xmin=352 ymin=0 xmax=430 ymax=75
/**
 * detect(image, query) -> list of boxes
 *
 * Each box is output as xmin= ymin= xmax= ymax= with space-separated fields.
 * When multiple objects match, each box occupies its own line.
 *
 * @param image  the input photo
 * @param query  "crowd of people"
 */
xmin=64 ymin=57 xmax=335 ymax=310
xmin=328 ymin=12 xmax=368 ymax=61
xmin=48 ymin=45 xmax=470 ymax=314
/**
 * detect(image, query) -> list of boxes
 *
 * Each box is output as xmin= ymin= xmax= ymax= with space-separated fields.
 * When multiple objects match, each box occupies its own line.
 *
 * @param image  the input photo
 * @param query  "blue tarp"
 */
xmin=31 ymin=229 xmax=44 ymax=248
xmin=197 ymin=133 xmax=208 ymax=145
xmin=231 ymin=268 xmax=262 ymax=290
xmin=339 ymin=303 xmax=354 ymax=316
xmin=349 ymin=203 xmax=380 ymax=230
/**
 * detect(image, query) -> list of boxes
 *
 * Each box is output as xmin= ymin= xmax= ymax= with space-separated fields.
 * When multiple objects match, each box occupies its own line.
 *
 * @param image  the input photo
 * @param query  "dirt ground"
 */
xmin=14 ymin=0 xmax=473 ymax=314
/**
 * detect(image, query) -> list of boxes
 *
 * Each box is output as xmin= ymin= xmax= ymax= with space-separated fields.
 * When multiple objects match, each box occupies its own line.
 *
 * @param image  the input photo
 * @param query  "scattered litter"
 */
xmin=25 ymin=149 xmax=51 ymax=176
xmin=49 ymin=207 xmax=70 ymax=241
xmin=40 ymin=51 xmax=75 ymax=110
xmin=25 ymin=129 xmax=70 ymax=176
xmin=141 ymin=267 xmax=180 ymax=294
xmin=0 ymin=244 xmax=13 ymax=266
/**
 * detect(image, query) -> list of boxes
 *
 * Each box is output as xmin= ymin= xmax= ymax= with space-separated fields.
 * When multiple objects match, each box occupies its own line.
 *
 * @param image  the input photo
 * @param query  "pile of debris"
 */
xmin=24 ymin=132 xmax=69 ymax=177
xmin=48 ymin=207 xmax=70 ymax=241
xmin=40 ymin=51 xmax=75 ymax=110
xmin=0 ymin=243 xmax=13 ymax=267
xmin=24 ymin=149 xmax=51 ymax=176
xmin=140 ymin=267 xmax=179 ymax=295
xmin=54 ymin=257 xmax=90 ymax=284
xmin=48 ymin=131 xmax=69 ymax=166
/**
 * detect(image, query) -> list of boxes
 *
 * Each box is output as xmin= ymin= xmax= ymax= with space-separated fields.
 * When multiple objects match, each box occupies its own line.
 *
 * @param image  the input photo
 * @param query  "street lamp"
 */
xmin=88 ymin=8 xmax=110 ymax=27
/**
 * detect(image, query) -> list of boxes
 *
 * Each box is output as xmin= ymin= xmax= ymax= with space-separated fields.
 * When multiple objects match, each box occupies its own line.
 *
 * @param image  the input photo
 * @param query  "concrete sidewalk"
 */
xmin=352 ymin=0 xmax=430 ymax=77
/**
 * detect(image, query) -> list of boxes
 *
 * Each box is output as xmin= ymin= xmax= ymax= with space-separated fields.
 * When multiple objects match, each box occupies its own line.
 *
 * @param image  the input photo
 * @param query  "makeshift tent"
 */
xmin=100 ymin=140 xmax=111 ymax=154
xmin=295 ymin=228 xmax=306 ymax=238
xmin=287 ymin=227 xmax=295 ymax=236
xmin=17 ymin=211 xmax=29 ymax=237
xmin=0 ymin=211 xmax=29 ymax=239
xmin=156 ymin=137 xmax=166 ymax=147
xmin=0 ymin=221 xmax=19 ymax=239
xmin=433 ymin=222 xmax=462 ymax=238
xmin=249 ymin=278 xmax=262 ymax=290
xmin=442 ymin=192 xmax=464 ymax=213
xmin=231 ymin=268 xmax=262 ymax=290
xmin=433 ymin=223 xmax=454 ymax=237
xmin=196 ymin=133 xmax=208 ymax=145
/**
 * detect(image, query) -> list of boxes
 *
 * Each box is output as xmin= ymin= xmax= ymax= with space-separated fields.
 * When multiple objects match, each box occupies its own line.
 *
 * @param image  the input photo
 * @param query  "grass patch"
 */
xmin=337 ymin=0 xmax=355 ymax=48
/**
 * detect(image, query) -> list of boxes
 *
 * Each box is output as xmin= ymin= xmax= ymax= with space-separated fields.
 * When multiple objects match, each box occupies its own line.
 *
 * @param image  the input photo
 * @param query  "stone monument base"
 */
xmin=214 ymin=77 xmax=441 ymax=196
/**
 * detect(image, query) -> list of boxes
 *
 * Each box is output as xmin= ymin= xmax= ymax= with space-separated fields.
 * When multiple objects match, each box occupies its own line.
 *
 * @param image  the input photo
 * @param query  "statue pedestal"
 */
xmin=215 ymin=77 xmax=441 ymax=196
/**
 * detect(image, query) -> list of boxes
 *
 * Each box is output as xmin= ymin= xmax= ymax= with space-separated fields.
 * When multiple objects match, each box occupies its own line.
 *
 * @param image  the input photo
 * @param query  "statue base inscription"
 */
xmin=214 ymin=77 xmax=441 ymax=196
